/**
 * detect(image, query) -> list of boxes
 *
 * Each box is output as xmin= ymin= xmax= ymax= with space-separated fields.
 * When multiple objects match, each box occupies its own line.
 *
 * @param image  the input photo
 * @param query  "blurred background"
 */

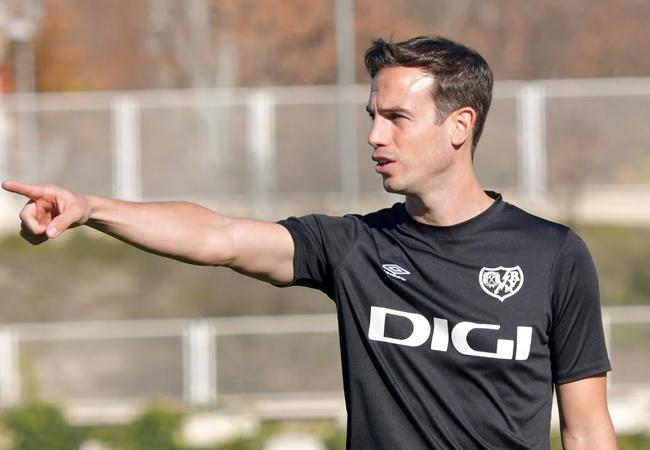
xmin=0 ymin=0 xmax=649 ymax=449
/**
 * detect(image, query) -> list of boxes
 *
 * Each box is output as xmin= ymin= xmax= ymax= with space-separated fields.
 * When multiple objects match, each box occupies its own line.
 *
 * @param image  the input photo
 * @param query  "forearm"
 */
xmin=3 ymin=181 xmax=294 ymax=282
xmin=84 ymin=195 xmax=235 ymax=265
xmin=557 ymin=375 xmax=617 ymax=450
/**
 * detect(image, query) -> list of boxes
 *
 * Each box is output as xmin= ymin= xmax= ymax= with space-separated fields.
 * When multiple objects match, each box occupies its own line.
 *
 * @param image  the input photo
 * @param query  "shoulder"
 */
xmin=501 ymin=201 xmax=595 ymax=276
xmin=500 ymin=201 xmax=575 ymax=246
xmin=497 ymin=200 xmax=596 ymax=272
xmin=293 ymin=203 xmax=402 ymax=229
xmin=278 ymin=203 xmax=404 ymax=240
xmin=503 ymin=201 xmax=568 ymax=233
xmin=356 ymin=202 xmax=404 ymax=228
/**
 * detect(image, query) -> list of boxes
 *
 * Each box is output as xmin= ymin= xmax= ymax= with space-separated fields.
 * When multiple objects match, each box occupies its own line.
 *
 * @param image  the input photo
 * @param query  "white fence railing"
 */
xmin=0 ymin=306 xmax=648 ymax=431
xmin=0 ymin=314 xmax=342 ymax=410
xmin=1 ymin=78 xmax=649 ymax=224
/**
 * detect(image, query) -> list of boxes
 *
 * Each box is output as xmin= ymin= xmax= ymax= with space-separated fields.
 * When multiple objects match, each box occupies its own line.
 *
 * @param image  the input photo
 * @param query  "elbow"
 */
xmin=561 ymin=423 xmax=618 ymax=450
xmin=202 ymin=221 xmax=237 ymax=266
xmin=176 ymin=216 xmax=236 ymax=266
xmin=184 ymin=238 xmax=232 ymax=267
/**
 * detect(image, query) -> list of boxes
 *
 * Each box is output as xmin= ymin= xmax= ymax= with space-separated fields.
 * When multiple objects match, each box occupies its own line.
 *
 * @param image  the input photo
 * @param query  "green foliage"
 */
xmin=0 ymin=230 xmax=334 ymax=323
xmin=211 ymin=436 xmax=261 ymax=450
xmin=577 ymin=224 xmax=650 ymax=305
xmin=322 ymin=427 xmax=346 ymax=450
xmin=617 ymin=434 xmax=650 ymax=450
xmin=4 ymin=401 xmax=650 ymax=450
xmin=210 ymin=423 xmax=277 ymax=450
xmin=550 ymin=433 xmax=563 ymax=449
xmin=3 ymin=402 xmax=81 ymax=450
xmin=115 ymin=405 xmax=184 ymax=450
xmin=53 ymin=404 xmax=185 ymax=450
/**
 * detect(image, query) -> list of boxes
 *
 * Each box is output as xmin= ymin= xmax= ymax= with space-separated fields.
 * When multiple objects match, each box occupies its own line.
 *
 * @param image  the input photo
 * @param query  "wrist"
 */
xmin=81 ymin=194 xmax=106 ymax=226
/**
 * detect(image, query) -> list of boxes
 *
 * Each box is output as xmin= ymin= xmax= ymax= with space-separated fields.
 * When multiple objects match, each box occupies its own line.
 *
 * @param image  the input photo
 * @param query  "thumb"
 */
xmin=46 ymin=209 xmax=81 ymax=239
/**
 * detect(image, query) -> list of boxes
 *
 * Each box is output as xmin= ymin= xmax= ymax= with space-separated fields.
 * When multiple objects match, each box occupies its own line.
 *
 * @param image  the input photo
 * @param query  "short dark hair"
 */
xmin=364 ymin=36 xmax=493 ymax=156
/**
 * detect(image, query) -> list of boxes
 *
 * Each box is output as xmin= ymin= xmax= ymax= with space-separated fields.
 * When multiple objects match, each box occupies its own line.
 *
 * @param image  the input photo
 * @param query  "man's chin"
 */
xmin=382 ymin=180 xmax=407 ymax=195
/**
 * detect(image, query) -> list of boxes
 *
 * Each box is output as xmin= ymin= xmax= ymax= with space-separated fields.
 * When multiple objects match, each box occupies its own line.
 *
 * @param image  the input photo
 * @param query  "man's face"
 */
xmin=366 ymin=66 xmax=454 ymax=195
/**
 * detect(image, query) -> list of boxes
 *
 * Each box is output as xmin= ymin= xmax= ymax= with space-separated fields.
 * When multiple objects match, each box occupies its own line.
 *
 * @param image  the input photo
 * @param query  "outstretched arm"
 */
xmin=1 ymin=181 xmax=295 ymax=284
xmin=556 ymin=374 xmax=617 ymax=450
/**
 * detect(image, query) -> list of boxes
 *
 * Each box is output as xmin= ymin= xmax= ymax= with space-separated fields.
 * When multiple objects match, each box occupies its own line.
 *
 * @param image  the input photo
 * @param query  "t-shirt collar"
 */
xmin=396 ymin=191 xmax=505 ymax=238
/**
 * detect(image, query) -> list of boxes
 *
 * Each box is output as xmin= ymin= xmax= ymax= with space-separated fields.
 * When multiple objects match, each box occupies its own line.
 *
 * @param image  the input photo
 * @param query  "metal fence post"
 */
xmin=246 ymin=90 xmax=276 ymax=217
xmin=0 ymin=328 xmax=20 ymax=408
xmin=111 ymin=95 xmax=142 ymax=201
xmin=516 ymin=83 xmax=547 ymax=205
xmin=335 ymin=0 xmax=359 ymax=210
xmin=183 ymin=320 xmax=217 ymax=407
xmin=338 ymin=86 xmax=359 ymax=211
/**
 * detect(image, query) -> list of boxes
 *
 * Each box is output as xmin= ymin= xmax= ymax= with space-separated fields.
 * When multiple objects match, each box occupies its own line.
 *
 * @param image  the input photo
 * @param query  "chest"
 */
xmin=336 ymin=233 xmax=555 ymax=362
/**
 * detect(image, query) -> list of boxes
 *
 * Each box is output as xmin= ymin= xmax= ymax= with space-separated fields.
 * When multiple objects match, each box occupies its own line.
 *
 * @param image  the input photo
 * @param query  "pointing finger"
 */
xmin=1 ymin=181 xmax=45 ymax=199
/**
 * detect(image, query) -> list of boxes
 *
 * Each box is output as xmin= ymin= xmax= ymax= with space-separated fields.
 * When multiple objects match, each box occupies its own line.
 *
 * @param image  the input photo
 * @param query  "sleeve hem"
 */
xmin=274 ymin=219 xmax=300 ymax=287
xmin=274 ymin=218 xmax=335 ymax=296
xmin=553 ymin=361 xmax=612 ymax=384
xmin=269 ymin=279 xmax=294 ymax=288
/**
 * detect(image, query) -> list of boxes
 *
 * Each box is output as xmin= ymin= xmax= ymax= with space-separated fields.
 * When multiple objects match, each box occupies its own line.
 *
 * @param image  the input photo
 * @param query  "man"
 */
xmin=3 ymin=36 xmax=616 ymax=449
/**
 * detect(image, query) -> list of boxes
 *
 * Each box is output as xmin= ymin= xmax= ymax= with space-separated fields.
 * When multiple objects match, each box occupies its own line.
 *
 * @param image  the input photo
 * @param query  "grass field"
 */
xmin=0 ymin=223 xmax=648 ymax=324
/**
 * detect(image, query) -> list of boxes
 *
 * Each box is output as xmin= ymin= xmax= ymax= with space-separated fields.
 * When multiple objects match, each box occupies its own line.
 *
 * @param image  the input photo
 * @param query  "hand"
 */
xmin=1 ymin=181 xmax=91 ymax=245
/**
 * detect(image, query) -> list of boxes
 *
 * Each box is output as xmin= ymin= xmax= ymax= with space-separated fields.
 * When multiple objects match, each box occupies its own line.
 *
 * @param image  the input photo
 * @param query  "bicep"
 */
xmin=556 ymin=374 xmax=617 ymax=448
xmin=225 ymin=218 xmax=295 ymax=285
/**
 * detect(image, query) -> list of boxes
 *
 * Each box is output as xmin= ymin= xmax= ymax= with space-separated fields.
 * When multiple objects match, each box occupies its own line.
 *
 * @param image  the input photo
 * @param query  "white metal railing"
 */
xmin=0 ymin=313 xmax=340 ymax=409
xmin=0 ymin=307 xmax=647 ymax=413
xmin=1 ymin=78 xmax=649 ymax=212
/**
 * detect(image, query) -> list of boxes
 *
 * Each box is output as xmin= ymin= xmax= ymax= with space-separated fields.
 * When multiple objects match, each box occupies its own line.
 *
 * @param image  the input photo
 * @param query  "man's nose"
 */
xmin=368 ymin=119 xmax=388 ymax=149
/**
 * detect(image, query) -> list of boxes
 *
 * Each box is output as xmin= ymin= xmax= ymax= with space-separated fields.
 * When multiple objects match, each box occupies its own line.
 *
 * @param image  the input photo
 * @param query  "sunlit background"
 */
xmin=0 ymin=1 xmax=649 ymax=449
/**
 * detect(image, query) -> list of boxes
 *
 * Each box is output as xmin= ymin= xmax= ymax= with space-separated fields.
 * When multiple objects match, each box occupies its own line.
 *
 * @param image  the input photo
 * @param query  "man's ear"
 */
xmin=449 ymin=107 xmax=476 ymax=149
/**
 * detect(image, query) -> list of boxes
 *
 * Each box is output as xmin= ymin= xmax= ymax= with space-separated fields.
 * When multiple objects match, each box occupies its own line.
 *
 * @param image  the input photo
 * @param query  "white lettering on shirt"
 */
xmin=368 ymin=306 xmax=533 ymax=361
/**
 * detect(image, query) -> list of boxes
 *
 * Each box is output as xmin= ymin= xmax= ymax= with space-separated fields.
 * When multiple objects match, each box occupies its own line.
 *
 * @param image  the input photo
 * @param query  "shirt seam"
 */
xmin=270 ymin=221 xmax=301 ymax=287
xmin=330 ymin=216 xmax=362 ymax=282
xmin=547 ymin=229 xmax=570 ymax=310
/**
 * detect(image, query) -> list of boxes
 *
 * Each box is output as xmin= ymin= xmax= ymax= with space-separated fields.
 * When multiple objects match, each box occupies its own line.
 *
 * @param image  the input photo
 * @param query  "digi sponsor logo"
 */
xmin=479 ymin=266 xmax=524 ymax=302
xmin=382 ymin=264 xmax=411 ymax=281
xmin=368 ymin=306 xmax=532 ymax=361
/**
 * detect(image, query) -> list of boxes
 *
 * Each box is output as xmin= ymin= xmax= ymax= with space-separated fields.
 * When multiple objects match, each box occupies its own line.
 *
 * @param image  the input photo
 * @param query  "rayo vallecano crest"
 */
xmin=479 ymin=266 xmax=524 ymax=302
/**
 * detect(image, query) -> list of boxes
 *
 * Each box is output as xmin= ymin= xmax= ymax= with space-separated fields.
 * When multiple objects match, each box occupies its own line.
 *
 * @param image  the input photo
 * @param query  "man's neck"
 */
xmin=405 ymin=178 xmax=495 ymax=227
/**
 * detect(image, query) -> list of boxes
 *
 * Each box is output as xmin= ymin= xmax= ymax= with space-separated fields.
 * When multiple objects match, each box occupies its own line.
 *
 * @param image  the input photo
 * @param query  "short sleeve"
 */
xmin=549 ymin=230 xmax=611 ymax=384
xmin=276 ymin=214 xmax=359 ymax=299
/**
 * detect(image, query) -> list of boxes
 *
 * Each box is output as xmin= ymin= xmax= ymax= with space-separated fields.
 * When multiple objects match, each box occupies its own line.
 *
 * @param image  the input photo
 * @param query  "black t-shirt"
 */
xmin=277 ymin=193 xmax=611 ymax=450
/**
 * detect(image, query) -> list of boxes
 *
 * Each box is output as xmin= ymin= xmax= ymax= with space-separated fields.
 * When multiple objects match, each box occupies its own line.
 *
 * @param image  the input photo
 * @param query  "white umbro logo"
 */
xmin=382 ymin=264 xmax=411 ymax=281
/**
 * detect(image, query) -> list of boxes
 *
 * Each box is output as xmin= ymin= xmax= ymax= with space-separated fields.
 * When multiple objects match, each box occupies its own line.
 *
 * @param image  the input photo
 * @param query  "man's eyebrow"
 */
xmin=365 ymin=105 xmax=413 ymax=117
